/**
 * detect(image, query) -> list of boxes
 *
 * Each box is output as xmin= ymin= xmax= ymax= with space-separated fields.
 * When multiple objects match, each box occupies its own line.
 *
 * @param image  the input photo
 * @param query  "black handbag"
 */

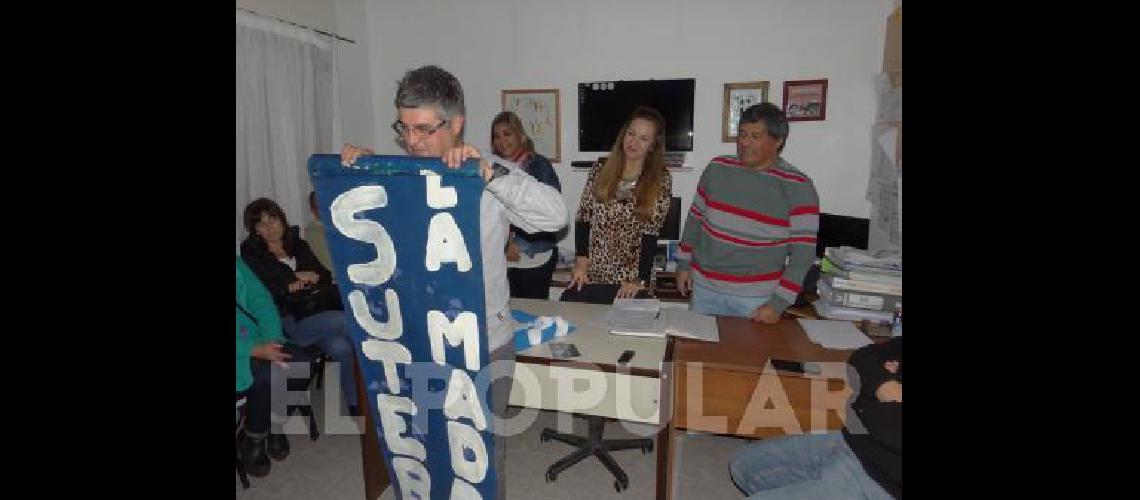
xmin=283 ymin=282 xmax=344 ymax=320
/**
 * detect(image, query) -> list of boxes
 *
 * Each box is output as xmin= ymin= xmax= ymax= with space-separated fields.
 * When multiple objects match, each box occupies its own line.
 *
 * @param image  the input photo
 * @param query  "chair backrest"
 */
xmin=236 ymin=394 xmax=247 ymax=429
xmin=659 ymin=197 xmax=682 ymax=240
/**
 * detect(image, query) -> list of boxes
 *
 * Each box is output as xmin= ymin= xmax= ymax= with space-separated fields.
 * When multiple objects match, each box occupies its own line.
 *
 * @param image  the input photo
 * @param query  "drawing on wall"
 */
xmin=309 ymin=154 xmax=498 ymax=499
xmin=502 ymin=89 xmax=561 ymax=163
xmin=722 ymin=81 xmax=770 ymax=142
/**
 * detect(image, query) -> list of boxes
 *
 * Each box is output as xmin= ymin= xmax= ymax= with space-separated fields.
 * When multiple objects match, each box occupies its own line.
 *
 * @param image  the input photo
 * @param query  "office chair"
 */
xmin=540 ymin=415 xmax=653 ymax=491
xmin=287 ymin=344 xmax=327 ymax=442
xmin=236 ymin=394 xmax=250 ymax=489
xmin=543 ymin=290 xmax=653 ymax=492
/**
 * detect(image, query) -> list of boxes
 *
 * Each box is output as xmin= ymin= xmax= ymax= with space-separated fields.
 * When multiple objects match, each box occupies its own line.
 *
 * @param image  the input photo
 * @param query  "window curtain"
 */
xmin=236 ymin=9 xmax=335 ymax=250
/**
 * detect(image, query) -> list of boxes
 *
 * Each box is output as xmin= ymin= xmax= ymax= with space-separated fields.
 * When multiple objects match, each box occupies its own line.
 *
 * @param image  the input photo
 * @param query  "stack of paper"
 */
xmin=607 ymin=298 xmax=666 ymax=337
xmin=813 ymin=300 xmax=894 ymax=323
xmin=816 ymin=246 xmax=902 ymax=322
xmin=607 ymin=299 xmax=721 ymax=341
xmin=796 ymin=318 xmax=873 ymax=349
xmin=663 ymin=308 xmax=719 ymax=342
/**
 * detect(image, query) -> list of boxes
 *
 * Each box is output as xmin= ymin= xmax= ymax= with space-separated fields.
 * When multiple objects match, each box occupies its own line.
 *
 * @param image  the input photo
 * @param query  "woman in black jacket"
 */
xmin=240 ymin=197 xmax=358 ymax=414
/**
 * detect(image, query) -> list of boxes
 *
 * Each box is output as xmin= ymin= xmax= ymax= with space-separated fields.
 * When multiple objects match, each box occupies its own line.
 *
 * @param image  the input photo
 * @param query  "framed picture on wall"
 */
xmin=501 ymin=88 xmax=561 ymax=163
xmin=722 ymin=81 xmax=770 ymax=142
xmin=782 ymin=79 xmax=829 ymax=122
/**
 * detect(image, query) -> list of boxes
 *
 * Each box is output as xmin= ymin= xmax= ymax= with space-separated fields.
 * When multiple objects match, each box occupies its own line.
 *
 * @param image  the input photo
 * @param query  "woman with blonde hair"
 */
xmin=490 ymin=111 xmax=563 ymax=299
xmin=567 ymin=106 xmax=673 ymax=303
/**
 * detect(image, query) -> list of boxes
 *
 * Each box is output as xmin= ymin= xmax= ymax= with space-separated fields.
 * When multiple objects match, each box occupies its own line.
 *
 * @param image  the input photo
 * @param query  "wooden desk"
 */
xmin=658 ymin=316 xmax=858 ymax=500
xmin=356 ymin=302 xmax=861 ymax=500
xmin=510 ymin=299 xmax=673 ymax=499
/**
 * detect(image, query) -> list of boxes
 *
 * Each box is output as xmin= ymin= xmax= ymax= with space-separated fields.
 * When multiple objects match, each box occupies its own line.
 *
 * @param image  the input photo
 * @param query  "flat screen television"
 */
xmin=578 ymin=78 xmax=695 ymax=152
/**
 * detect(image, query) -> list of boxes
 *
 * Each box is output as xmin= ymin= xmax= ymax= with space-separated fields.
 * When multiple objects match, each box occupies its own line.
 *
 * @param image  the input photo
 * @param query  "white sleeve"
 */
xmin=483 ymin=159 xmax=567 ymax=233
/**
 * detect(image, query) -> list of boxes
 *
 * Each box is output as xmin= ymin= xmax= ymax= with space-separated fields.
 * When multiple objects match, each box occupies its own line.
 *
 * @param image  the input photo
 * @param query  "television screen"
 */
xmin=578 ymin=79 xmax=695 ymax=152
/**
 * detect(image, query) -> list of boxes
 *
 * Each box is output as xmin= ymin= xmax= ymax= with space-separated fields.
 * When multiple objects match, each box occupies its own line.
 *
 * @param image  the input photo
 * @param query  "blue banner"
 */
xmin=309 ymin=154 xmax=497 ymax=500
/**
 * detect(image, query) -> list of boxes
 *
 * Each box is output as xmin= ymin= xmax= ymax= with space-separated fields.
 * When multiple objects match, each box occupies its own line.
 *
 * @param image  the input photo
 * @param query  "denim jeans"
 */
xmin=729 ymin=432 xmax=893 ymax=499
xmin=690 ymin=284 xmax=769 ymax=318
xmin=281 ymin=310 xmax=358 ymax=407
xmin=240 ymin=344 xmax=313 ymax=437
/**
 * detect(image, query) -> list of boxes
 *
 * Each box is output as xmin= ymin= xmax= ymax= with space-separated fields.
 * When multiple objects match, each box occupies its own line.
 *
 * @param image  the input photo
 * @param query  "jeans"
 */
xmin=239 ymin=344 xmax=313 ymax=437
xmin=281 ymin=310 xmax=358 ymax=407
xmin=690 ymin=284 xmax=770 ymax=318
xmin=729 ymin=432 xmax=893 ymax=499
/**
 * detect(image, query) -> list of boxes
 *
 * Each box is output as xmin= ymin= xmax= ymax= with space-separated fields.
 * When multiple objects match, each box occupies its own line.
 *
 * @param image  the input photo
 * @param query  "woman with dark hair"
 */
xmin=490 ymin=111 xmax=563 ymax=299
xmin=567 ymin=106 xmax=673 ymax=303
xmin=239 ymin=197 xmax=359 ymax=414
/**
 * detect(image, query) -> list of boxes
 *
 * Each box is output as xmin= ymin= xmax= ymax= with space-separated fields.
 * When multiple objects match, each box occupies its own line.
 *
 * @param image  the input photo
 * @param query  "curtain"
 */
xmin=236 ymin=10 xmax=335 ymax=250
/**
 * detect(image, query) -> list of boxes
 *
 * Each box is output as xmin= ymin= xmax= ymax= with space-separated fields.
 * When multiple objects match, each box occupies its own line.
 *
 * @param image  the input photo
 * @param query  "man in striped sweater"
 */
xmin=676 ymin=103 xmax=819 ymax=323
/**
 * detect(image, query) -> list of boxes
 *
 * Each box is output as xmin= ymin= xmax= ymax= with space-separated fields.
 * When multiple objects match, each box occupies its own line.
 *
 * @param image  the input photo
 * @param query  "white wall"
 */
xmin=356 ymin=0 xmax=891 ymax=248
xmin=333 ymin=0 xmax=376 ymax=147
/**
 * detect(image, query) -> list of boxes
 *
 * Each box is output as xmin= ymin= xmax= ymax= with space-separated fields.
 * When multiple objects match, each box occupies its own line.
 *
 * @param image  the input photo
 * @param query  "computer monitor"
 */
xmin=815 ymin=213 xmax=870 ymax=258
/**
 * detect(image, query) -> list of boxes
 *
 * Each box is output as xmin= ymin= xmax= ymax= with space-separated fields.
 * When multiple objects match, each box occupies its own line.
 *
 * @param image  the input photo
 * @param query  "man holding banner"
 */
xmin=340 ymin=65 xmax=567 ymax=499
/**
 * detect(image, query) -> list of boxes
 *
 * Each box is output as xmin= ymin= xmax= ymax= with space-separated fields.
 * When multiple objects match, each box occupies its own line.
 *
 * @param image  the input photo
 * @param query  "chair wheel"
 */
xmin=614 ymin=478 xmax=627 ymax=492
xmin=540 ymin=429 xmax=554 ymax=442
xmin=545 ymin=469 xmax=557 ymax=483
xmin=641 ymin=441 xmax=654 ymax=454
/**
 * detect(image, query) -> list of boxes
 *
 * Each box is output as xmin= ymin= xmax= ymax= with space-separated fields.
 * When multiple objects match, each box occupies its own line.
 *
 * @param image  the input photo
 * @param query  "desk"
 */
xmin=659 ymin=315 xmax=858 ymax=500
xmin=356 ymin=301 xmax=859 ymax=500
xmin=510 ymin=298 xmax=672 ymax=498
xmin=509 ymin=299 xmax=669 ymax=425
xmin=356 ymin=299 xmax=670 ymax=499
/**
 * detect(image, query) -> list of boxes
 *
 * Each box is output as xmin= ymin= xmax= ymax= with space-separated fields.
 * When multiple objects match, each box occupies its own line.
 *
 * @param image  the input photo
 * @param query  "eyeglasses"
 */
xmin=391 ymin=119 xmax=449 ymax=138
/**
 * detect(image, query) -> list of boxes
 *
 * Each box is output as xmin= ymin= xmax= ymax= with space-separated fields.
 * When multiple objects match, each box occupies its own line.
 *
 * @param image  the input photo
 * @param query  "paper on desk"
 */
xmin=796 ymin=319 xmax=873 ymax=349
xmin=607 ymin=298 xmax=665 ymax=337
xmin=663 ymin=309 xmax=719 ymax=342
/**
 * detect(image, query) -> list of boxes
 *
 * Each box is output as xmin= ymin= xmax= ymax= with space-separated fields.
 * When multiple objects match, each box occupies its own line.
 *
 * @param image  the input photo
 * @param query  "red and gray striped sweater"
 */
xmin=677 ymin=155 xmax=820 ymax=314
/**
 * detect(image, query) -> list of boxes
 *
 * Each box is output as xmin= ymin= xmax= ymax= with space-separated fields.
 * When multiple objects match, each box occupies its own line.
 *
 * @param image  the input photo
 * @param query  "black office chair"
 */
xmin=236 ymin=394 xmax=250 ymax=489
xmin=543 ymin=290 xmax=654 ymax=492
xmin=287 ymin=344 xmax=327 ymax=442
xmin=540 ymin=414 xmax=653 ymax=491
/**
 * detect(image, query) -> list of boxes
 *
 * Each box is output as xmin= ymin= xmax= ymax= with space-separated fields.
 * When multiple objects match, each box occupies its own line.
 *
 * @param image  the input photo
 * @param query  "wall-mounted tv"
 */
xmin=578 ymin=78 xmax=695 ymax=152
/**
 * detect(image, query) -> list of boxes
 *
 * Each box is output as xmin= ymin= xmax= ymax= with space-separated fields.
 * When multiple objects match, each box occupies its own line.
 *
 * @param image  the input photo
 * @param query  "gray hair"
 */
xmin=739 ymin=102 xmax=789 ymax=153
xmin=394 ymin=65 xmax=466 ymax=122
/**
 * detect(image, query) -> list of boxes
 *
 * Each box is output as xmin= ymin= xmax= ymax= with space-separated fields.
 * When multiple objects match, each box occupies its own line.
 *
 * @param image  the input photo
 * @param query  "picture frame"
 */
xmin=782 ymin=79 xmax=829 ymax=122
xmin=501 ymin=88 xmax=561 ymax=163
xmin=722 ymin=81 xmax=770 ymax=142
